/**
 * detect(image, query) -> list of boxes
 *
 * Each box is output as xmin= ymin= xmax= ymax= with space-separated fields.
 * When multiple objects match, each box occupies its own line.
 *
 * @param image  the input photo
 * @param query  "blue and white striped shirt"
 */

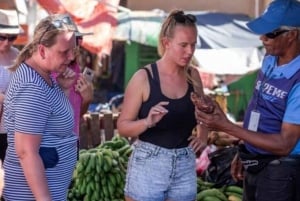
xmin=3 ymin=63 xmax=78 ymax=201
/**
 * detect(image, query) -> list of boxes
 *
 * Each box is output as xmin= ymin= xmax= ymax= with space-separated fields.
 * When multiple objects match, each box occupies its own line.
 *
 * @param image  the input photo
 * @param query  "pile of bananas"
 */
xmin=208 ymin=131 xmax=240 ymax=147
xmin=197 ymin=177 xmax=243 ymax=201
xmin=67 ymin=135 xmax=132 ymax=201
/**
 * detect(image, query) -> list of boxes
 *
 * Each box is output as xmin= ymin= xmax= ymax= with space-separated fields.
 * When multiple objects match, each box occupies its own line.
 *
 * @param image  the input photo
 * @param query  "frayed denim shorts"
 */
xmin=124 ymin=140 xmax=197 ymax=201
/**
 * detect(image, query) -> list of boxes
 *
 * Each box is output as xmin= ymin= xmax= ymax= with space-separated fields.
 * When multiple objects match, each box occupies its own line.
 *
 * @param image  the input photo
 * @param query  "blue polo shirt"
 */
xmin=244 ymin=55 xmax=300 ymax=155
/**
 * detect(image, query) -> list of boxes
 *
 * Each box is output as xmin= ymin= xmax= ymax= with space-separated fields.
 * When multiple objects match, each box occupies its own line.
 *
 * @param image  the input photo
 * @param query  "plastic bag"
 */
xmin=203 ymin=146 xmax=238 ymax=188
xmin=196 ymin=145 xmax=217 ymax=175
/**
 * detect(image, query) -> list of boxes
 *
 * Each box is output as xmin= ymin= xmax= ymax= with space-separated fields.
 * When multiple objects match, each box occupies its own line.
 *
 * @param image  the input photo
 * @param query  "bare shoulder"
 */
xmin=129 ymin=64 xmax=152 ymax=84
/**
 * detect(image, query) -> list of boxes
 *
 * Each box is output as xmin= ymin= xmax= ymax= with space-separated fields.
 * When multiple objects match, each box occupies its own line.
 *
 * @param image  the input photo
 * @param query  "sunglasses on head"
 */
xmin=39 ymin=15 xmax=77 ymax=44
xmin=0 ymin=35 xmax=17 ymax=42
xmin=264 ymin=29 xmax=290 ymax=39
xmin=173 ymin=11 xmax=196 ymax=24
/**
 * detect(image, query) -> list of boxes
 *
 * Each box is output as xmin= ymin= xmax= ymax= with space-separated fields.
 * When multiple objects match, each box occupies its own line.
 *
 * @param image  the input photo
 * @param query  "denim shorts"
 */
xmin=124 ymin=140 xmax=197 ymax=201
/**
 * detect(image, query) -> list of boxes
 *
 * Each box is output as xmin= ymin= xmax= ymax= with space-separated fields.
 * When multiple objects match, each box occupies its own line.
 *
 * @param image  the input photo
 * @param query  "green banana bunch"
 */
xmin=68 ymin=135 xmax=133 ymax=201
xmin=196 ymin=177 xmax=243 ymax=201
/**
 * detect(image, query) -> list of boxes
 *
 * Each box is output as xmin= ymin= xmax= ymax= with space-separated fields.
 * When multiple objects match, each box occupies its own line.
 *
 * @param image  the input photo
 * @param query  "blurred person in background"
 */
xmin=0 ymin=9 xmax=22 ymax=163
xmin=3 ymin=14 xmax=79 ymax=201
xmin=52 ymin=34 xmax=94 ymax=144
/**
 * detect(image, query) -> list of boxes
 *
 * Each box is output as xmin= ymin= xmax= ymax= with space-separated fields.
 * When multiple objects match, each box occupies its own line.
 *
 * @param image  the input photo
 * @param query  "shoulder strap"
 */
xmin=142 ymin=66 xmax=153 ymax=81
xmin=151 ymin=63 xmax=159 ymax=82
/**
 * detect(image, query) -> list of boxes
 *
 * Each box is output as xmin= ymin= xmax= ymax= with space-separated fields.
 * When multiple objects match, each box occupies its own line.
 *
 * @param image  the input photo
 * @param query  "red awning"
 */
xmin=36 ymin=0 xmax=119 ymax=56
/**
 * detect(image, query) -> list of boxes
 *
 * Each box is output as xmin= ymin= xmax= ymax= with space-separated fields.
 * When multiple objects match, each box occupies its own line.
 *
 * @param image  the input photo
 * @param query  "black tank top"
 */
xmin=138 ymin=63 xmax=197 ymax=148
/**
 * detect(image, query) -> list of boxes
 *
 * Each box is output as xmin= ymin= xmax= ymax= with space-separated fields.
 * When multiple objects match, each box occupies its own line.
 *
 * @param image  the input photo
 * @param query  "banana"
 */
xmin=225 ymin=185 xmax=243 ymax=195
xmin=197 ymin=188 xmax=227 ymax=201
xmin=228 ymin=194 xmax=242 ymax=201
xmin=103 ymin=155 xmax=113 ymax=172
xmin=202 ymin=196 xmax=222 ymax=201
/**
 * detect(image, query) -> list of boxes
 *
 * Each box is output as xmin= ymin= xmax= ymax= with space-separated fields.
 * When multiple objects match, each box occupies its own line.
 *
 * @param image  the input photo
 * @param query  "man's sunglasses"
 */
xmin=0 ymin=35 xmax=17 ymax=42
xmin=39 ymin=15 xmax=77 ymax=44
xmin=173 ymin=11 xmax=197 ymax=24
xmin=264 ymin=29 xmax=290 ymax=39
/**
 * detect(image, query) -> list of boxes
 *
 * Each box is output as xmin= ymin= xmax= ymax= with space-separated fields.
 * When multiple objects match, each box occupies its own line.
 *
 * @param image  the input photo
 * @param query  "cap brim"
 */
xmin=246 ymin=16 xmax=280 ymax=34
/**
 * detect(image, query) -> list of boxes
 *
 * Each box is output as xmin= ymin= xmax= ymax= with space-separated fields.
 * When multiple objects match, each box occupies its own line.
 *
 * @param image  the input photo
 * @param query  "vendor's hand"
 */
xmin=56 ymin=67 xmax=76 ymax=90
xmin=230 ymin=153 xmax=244 ymax=182
xmin=75 ymin=74 xmax=94 ymax=103
xmin=145 ymin=101 xmax=169 ymax=128
xmin=194 ymin=100 xmax=231 ymax=131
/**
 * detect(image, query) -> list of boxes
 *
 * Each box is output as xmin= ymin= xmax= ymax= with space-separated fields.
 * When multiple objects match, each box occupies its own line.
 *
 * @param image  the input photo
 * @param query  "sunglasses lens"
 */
xmin=265 ymin=33 xmax=275 ymax=39
xmin=9 ymin=36 xmax=17 ymax=41
xmin=186 ymin=14 xmax=196 ymax=23
xmin=0 ymin=35 xmax=17 ymax=42
xmin=62 ymin=16 xmax=73 ymax=25
xmin=174 ymin=12 xmax=196 ymax=24
xmin=39 ymin=16 xmax=77 ymax=44
xmin=174 ymin=14 xmax=185 ymax=23
xmin=52 ymin=20 xmax=63 ymax=29
xmin=265 ymin=30 xmax=289 ymax=39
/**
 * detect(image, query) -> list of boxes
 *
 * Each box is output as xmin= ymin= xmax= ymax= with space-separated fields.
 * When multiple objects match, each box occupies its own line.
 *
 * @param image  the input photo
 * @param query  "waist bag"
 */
xmin=238 ymin=144 xmax=278 ymax=174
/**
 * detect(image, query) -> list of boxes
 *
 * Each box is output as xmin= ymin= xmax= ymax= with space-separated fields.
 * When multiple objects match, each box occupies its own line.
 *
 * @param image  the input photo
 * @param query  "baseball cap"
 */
xmin=247 ymin=0 xmax=300 ymax=34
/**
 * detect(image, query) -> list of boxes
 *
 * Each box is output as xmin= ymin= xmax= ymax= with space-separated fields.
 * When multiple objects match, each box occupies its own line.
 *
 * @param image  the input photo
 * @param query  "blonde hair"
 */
xmin=157 ymin=9 xmax=197 ymax=57
xmin=11 ymin=14 xmax=75 ymax=70
xmin=157 ymin=10 xmax=199 ymax=86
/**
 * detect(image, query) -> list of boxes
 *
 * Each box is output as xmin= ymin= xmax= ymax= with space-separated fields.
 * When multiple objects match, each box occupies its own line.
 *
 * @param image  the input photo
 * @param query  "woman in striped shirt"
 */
xmin=3 ymin=14 xmax=79 ymax=201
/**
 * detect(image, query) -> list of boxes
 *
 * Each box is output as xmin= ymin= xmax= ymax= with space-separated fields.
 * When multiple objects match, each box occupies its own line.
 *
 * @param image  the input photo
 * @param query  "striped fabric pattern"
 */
xmin=3 ymin=63 xmax=78 ymax=201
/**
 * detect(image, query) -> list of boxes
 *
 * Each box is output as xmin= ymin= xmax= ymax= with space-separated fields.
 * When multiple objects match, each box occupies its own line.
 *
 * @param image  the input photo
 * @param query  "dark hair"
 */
xmin=158 ymin=10 xmax=197 ymax=56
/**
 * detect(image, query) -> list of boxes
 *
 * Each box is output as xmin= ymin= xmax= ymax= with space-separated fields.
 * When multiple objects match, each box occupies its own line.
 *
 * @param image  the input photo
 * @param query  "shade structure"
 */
xmin=115 ymin=10 xmax=264 ymax=75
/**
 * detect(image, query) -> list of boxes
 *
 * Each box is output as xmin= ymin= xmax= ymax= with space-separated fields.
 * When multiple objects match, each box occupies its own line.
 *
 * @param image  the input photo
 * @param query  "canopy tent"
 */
xmin=35 ymin=0 xmax=120 ymax=57
xmin=114 ymin=10 xmax=265 ymax=76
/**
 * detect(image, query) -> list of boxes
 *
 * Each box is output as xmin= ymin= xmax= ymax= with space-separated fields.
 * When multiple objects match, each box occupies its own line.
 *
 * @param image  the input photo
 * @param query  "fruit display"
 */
xmin=67 ymin=135 xmax=132 ymax=201
xmin=208 ymin=132 xmax=240 ymax=147
xmin=67 ymin=134 xmax=243 ymax=201
xmin=197 ymin=177 xmax=243 ymax=201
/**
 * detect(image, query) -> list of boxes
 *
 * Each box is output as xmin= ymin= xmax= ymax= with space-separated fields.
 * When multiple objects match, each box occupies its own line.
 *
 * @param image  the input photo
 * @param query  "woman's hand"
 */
xmin=56 ymin=67 xmax=76 ymax=91
xmin=75 ymin=74 xmax=93 ymax=104
xmin=189 ymin=124 xmax=208 ymax=153
xmin=188 ymin=134 xmax=207 ymax=154
xmin=144 ymin=101 xmax=169 ymax=128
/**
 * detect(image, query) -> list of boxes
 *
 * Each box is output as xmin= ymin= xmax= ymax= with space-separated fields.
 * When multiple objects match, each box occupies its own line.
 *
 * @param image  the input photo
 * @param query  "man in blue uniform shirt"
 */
xmin=193 ymin=0 xmax=300 ymax=200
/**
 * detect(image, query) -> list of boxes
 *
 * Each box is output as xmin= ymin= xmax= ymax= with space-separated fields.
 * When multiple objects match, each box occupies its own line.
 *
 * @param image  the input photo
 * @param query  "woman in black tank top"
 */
xmin=117 ymin=9 xmax=208 ymax=201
